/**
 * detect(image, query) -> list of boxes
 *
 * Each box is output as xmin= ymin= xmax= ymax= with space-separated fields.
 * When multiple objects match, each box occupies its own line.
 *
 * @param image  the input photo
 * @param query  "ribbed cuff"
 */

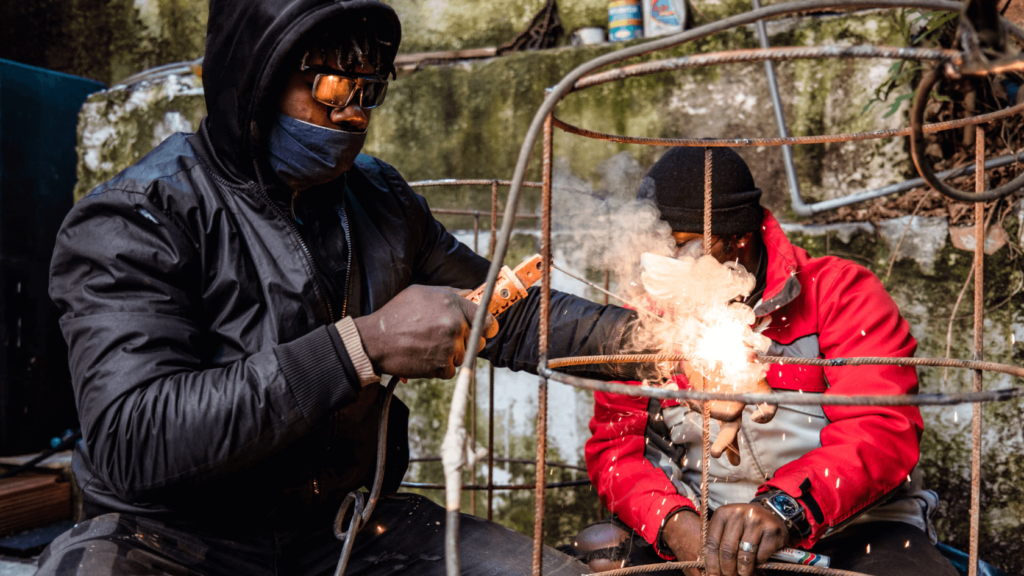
xmin=335 ymin=317 xmax=380 ymax=386
xmin=276 ymin=325 xmax=359 ymax=427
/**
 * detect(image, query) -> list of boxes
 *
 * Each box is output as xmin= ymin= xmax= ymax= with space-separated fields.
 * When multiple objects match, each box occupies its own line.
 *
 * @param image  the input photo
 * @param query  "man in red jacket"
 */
xmin=572 ymin=147 xmax=957 ymax=576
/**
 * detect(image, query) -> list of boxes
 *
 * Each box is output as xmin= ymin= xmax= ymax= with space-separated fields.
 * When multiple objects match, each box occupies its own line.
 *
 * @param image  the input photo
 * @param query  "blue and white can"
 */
xmin=608 ymin=0 xmax=643 ymax=42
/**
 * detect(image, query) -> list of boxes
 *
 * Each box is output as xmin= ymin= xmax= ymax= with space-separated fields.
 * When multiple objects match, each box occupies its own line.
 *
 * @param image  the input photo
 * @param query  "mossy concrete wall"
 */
xmin=70 ymin=9 xmax=1024 ymax=571
xmin=0 ymin=0 xmax=207 ymax=86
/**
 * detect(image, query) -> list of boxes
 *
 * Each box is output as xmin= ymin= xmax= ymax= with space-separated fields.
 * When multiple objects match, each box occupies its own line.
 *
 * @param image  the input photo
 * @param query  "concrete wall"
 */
xmin=68 ymin=6 xmax=1024 ymax=572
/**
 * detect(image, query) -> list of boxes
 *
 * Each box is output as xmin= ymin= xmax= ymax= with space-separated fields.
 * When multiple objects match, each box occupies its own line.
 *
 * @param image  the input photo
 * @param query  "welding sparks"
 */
xmin=836 ymin=478 xmax=841 ymax=489
xmin=867 ymin=544 xmax=871 ymax=554
xmin=905 ymin=540 xmax=910 ymax=548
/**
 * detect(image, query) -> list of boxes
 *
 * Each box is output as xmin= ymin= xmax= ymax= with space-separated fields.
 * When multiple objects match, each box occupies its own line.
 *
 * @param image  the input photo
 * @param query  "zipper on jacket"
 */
xmin=250 ymin=161 xmax=336 ymax=323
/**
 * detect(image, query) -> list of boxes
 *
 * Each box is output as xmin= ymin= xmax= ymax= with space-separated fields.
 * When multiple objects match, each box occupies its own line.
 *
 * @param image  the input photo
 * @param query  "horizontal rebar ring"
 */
xmin=551 ymin=99 xmax=1024 ymax=148
xmin=571 ymin=45 xmax=961 ymax=92
xmin=547 ymin=353 xmax=1024 ymax=378
xmin=587 ymin=561 xmax=868 ymax=576
xmin=401 ymin=479 xmax=590 ymax=490
xmin=408 ymin=179 xmax=545 ymax=189
xmin=539 ymin=365 xmax=1023 ymax=407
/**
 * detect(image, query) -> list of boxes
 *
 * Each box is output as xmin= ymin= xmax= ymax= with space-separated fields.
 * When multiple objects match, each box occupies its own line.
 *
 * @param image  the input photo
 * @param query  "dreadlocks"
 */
xmin=299 ymin=16 xmax=398 ymax=79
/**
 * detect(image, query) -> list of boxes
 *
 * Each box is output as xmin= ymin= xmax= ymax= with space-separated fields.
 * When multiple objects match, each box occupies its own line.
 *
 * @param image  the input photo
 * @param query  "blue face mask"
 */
xmin=267 ymin=113 xmax=366 ymax=191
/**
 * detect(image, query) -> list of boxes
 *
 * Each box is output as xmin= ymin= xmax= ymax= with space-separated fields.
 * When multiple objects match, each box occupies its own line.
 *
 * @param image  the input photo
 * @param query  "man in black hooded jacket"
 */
xmin=36 ymin=1 xmax=636 ymax=574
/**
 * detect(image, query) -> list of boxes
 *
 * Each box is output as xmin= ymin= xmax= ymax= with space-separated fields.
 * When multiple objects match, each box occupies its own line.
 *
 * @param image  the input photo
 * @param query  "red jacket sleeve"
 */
xmin=586 ymin=386 xmax=696 ymax=558
xmin=760 ymin=262 xmax=923 ymax=547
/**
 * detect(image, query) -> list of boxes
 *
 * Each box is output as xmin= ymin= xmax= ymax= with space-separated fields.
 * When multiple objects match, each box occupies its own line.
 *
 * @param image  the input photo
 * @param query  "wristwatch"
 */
xmin=753 ymin=490 xmax=811 ymax=538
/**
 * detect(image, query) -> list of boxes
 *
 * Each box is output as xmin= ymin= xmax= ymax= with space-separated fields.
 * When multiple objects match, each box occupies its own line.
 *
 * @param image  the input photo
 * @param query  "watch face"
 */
xmin=771 ymin=494 xmax=799 ymax=517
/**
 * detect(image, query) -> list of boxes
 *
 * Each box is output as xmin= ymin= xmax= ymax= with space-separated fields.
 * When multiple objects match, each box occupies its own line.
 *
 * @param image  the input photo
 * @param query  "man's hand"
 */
xmin=353 ymin=285 xmax=498 ymax=379
xmin=661 ymin=509 xmax=704 ymax=576
xmin=705 ymin=504 xmax=790 ymax=576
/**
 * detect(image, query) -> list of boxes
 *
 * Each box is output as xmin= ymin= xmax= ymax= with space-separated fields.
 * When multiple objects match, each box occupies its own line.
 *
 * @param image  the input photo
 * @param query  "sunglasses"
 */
xmin=302 ymin=66 xmax=389 ymax=109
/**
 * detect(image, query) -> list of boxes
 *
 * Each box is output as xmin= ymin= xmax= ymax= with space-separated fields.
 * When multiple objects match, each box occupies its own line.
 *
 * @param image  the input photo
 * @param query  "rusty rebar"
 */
xmin=488 ymin=180 xmax=498 ymax=521
xmin=699 ymin=147 xmax=713 ymax=574
xmin=539 ymin=367 xmax=1024 ymax=407
xmin=546 ymin=353 xmax=1024 ymax=378
xmin=533 ymin=112 xmax=554 ymax=576
xmin=585 ymin=561 xmax=868 ymax=576
xmin=488 ymin=362 xmax=495 ymax=521
xmin=430 ymin=208 xmax=539 ymax=219
xmin=403 ymin=479 xmax=590 ymax=490
xmin=409 ymin=179 xmax=544 ymax=188
xmin=409 ymin=456 xmax=586 ymax=471
xmin=968 ymin=126 xmax=985 ymax=576
xmin=570 ymin=45 xmax=960 ymax=92
xmin=550 ymin=99 xmax=1024 ymax=149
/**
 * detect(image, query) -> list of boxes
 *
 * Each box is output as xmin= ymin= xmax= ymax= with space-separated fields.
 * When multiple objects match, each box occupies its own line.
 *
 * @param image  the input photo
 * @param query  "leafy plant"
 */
xmin=861 ymin=10 xmax=958 ymax=118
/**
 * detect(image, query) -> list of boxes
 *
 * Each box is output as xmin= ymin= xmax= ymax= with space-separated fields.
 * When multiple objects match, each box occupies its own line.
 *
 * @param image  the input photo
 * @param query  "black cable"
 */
xmin=0 ymin=429 xmax=81 ymax=480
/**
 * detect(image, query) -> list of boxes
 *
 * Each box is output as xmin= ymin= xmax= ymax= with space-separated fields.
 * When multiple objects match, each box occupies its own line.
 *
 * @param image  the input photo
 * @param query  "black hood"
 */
xmin=203 ymin=0 xmax=401 ymax=183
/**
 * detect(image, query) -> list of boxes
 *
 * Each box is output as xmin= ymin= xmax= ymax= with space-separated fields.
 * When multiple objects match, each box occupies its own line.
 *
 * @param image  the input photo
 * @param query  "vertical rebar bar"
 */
xmin=534 ymin=112 xmax=554 ymax=576
xmin=471 ymin=211 xmax=480 ymax=517
xmin=489 ymin=181 xmax=498 ymax=522
xmin=968 ymin=126 xmax=985 ymax=576
xmin=700 ymin=148 xmax=713 ymax=574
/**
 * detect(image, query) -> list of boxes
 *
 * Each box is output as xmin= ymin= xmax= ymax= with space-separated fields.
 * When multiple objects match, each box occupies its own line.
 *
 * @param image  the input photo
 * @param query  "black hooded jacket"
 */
xmin=49 ymin=0 xmax=635 ymax=528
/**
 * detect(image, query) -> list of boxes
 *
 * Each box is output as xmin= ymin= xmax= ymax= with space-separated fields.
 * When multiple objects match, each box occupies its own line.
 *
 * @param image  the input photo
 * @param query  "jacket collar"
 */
xmin=753 ymin=210 xmax=802 ymax=317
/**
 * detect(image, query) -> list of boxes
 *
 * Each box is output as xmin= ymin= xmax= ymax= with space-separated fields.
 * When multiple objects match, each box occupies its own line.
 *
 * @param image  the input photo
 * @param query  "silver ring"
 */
xmin=739 ymin=541 xmax=757 ymax=553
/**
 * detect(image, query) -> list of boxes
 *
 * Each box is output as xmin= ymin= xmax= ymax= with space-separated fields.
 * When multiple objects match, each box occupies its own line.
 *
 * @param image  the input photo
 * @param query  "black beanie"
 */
xmin=637 ymin=147 xmax=763 ymax=235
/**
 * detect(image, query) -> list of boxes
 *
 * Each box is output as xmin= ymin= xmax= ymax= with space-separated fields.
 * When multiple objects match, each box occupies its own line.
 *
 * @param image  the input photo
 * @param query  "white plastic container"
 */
xmin=641 ymin=0 xmax=687 ymax=38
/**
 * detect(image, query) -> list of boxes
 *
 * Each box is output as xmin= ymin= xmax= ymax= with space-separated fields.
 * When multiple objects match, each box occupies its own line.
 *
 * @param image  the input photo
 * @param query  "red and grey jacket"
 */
xmin=585 ymin=210 xmax=937 ymax=557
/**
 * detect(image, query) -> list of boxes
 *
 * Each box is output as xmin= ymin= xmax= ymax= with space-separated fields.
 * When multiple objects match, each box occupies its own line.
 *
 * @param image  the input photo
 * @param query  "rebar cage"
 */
xmin=419 ymin=2 xmax=1024 ymax=576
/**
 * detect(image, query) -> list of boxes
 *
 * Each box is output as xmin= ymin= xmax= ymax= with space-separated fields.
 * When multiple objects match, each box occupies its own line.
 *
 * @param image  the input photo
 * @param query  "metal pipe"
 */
xmin=751 ymin=0 xmax=806 ymax=215
xmin=968 ymin=126 xmax=985 ymax=576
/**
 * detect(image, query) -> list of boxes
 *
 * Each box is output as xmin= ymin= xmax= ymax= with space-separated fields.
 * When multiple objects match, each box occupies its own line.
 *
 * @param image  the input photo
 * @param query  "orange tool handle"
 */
xmin=467 ymin=254 xmax=543 ymax=317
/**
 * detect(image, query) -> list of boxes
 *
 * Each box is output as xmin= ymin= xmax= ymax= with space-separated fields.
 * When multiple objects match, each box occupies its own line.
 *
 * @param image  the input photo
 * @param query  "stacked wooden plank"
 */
xmin=0 ymin=474 xmax=71 ymax=537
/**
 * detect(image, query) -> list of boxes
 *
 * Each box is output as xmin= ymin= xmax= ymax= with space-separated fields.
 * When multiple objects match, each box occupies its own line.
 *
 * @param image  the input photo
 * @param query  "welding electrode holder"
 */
xmin=467 ymin=254 xmax=544 ymax=317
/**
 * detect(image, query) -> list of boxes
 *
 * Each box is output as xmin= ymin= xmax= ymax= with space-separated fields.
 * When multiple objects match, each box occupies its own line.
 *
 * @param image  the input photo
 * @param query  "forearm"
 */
xmin=482 ymin=287 xmax=638 ymax=378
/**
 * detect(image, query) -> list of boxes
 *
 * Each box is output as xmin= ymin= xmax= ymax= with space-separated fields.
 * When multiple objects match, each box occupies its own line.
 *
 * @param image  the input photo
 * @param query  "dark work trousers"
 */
xmin=572 ymin=518 xmax=958 ymax=576
xmin=35 ymin=493 xmax=589 ymax=576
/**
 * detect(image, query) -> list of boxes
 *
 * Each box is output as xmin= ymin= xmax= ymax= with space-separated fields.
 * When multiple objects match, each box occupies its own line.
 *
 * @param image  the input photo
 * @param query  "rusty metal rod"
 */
xmin=570 ymin=45 xmax=960 ymax=92
xmin=410 ymin=456 xmax=587 ymax=471
xmin=547 ymin=353 xmax=1024 ymax=379
xmin=402 ymin=479 xmax=591 ymax=490
xmin=968 ymin=126 xmax=985 ymax=576
xmin=488 ymin=180 xmax=498 ymax=522
xmin=409 ymin=179 xmax=544 ymax=188
xmin=539 ymin=367 xmax=1023 ymax=407
xmin=533 ymin=112 xmax=554 ymax=576
xmin=699 ymin=148 xmax=713 ymax=575
xmin=550 ymin=99 xmax=1024 ymax=148
xmin=430 ymin=208 xmax=539 ymax=219
xmin=586 ymin=561 xmax=868 ymax=576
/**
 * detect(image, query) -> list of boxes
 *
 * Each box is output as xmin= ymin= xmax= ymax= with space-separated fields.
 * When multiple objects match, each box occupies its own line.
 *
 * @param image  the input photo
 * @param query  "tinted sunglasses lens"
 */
xmin=312 ymin=75 xmax=356 ymax=107
xmin=361 ymin=81 xmax=387 ymax=108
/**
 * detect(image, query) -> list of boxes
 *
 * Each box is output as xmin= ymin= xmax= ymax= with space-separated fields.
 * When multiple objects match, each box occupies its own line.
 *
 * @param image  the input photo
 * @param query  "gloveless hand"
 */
xmin=352 ymin=285 xmax=498 ymax=380
xmin=705 ymin=503 xmax=790 ymax=576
